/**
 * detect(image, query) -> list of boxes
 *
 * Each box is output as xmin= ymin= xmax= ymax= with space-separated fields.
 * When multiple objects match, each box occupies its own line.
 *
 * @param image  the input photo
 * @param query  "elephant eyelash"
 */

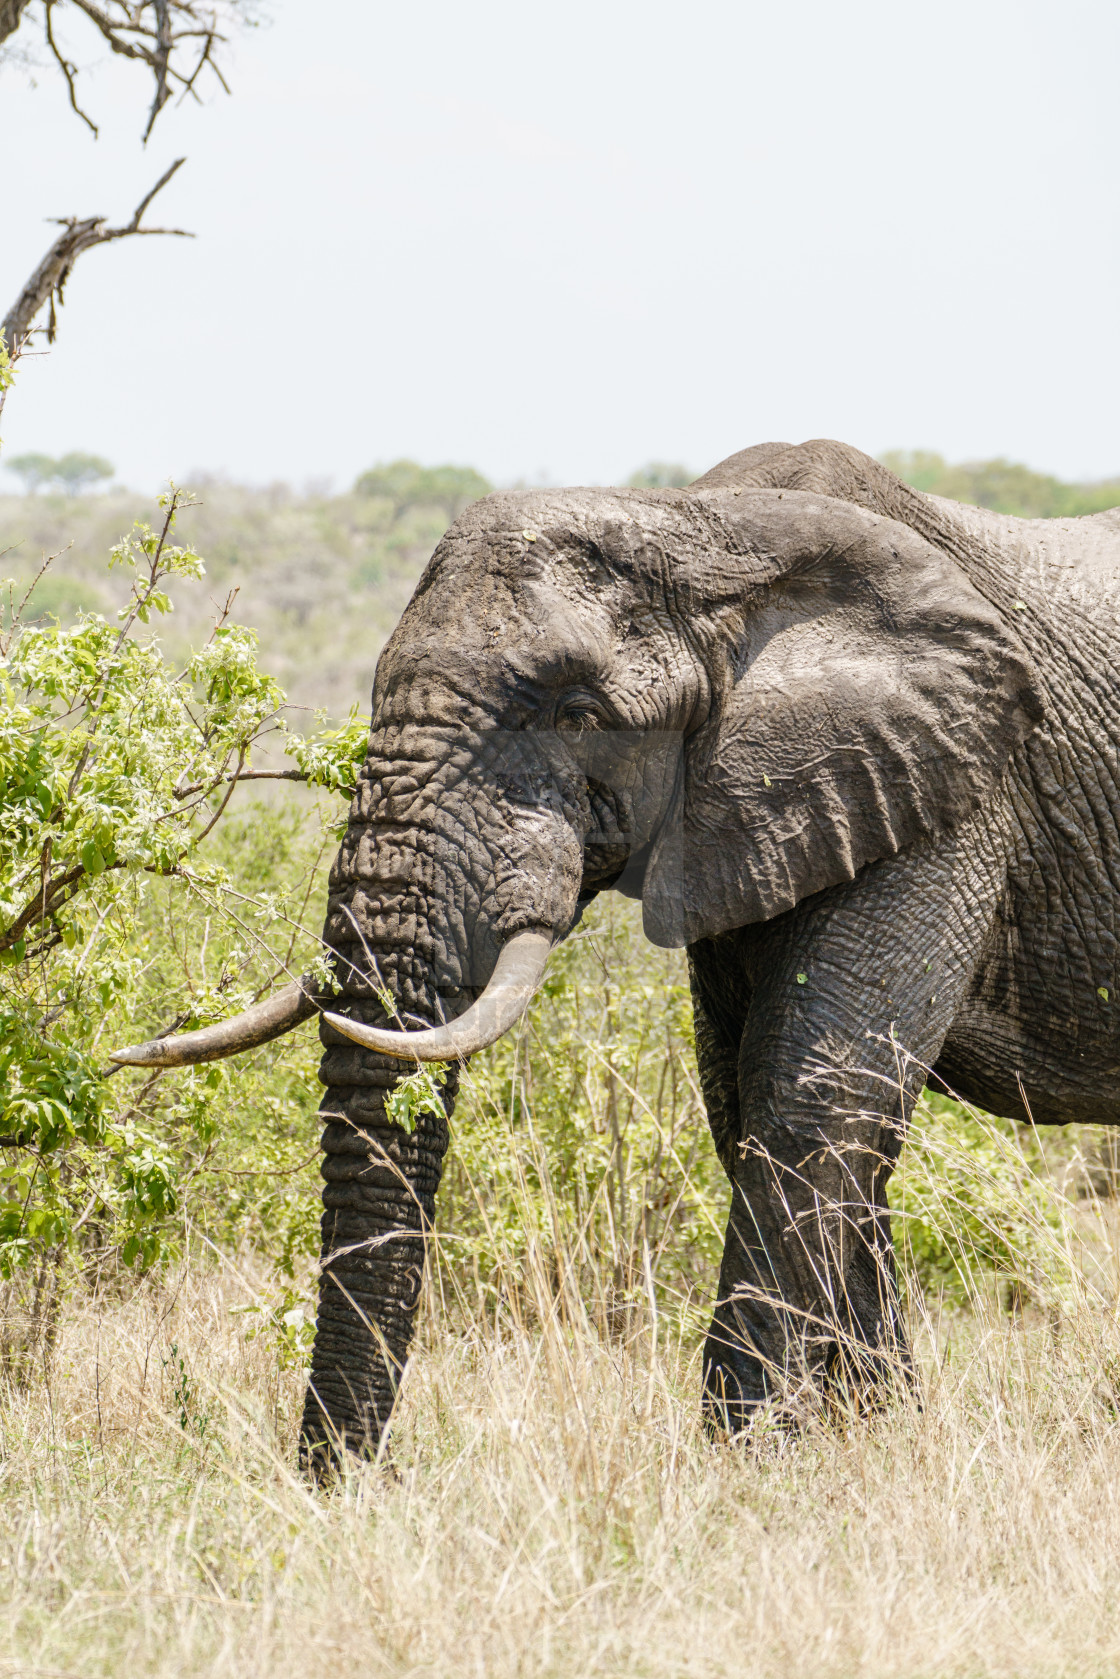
xmin=555 ymin=699 xmax=605 ymax=735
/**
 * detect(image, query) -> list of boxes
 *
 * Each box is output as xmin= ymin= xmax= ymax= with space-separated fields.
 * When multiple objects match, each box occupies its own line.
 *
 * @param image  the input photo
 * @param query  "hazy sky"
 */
xmin=2 ymin=0 xmax=1118 ymax=491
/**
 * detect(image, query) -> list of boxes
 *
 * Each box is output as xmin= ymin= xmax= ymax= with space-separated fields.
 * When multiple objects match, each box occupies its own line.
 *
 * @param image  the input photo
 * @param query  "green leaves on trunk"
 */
xmin=385 ymin=1064 xmax=450 ymax=1134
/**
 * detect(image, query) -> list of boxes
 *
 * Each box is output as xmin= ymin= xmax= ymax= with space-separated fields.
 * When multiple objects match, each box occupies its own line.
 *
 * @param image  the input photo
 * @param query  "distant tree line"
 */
xmin=628 ymin=452 xmax=1120 ymax=518
xmin=6 ymin=451 xmax=113 ymax=495
xmin=626 ymin=462 xmax=693 ymax=488
xmin=881 ymin=451 xmax=1120 ymax=519
xmin=354 ymin=461 xmax=494 ymax=521
xmin=352 ymin=458 xmax=696 ymax=516
xmin=8 ymin=450 xmax=1117 ymax=520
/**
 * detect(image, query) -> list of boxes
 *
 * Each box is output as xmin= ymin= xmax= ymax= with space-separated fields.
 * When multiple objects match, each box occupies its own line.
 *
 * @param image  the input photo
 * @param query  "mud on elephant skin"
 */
xmin=112 ymin=436 xmax=1120 ymax=1459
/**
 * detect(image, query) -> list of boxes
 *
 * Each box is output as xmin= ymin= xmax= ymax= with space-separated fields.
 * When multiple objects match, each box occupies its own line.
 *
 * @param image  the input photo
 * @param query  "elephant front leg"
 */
xmin=698 ymin=813 xmax=1008 ymax=1432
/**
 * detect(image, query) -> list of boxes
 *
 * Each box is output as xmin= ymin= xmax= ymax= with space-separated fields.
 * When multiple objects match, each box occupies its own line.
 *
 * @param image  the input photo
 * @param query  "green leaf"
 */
xmin=384 ymin=1064 xmax=449 ymax=1134
xmin=81 ymin=840 xmax=106 ymax=876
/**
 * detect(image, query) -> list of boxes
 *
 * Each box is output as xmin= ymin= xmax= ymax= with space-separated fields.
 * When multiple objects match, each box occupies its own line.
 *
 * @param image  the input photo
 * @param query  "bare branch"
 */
xmin=2 ymin=158 xmax=190 ymax=360
xmin=65 ymin=0 xmax=160 ymax=64
xmin=3 ymin=213 xmax=103 ymax=354
xmin=178 ymin=25 xmax=225 ymax=104
xmin=45 ymin=1 xmax=237 ymax=141
xmin=172 ymin=767 xmax=309 ymax=800
xmin=44 ymin=0 xmax=98 ymax=134
xmin=123 ymin=154 xmax=186 ymax=229
xmin=142 ymin=0 xmax=172 ymax=143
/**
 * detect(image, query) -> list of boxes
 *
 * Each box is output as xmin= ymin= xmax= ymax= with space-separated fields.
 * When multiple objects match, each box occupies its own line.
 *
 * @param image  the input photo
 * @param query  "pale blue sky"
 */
xmin=1 ymin=0 xmax=1117 ymax=491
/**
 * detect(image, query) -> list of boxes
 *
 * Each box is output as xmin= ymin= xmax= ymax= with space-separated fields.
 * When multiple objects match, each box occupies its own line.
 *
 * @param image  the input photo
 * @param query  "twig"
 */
xmin=172 ymin=767 xmax=308 ymax=800
xmin=192 ymin=744 xmax=246 ymax=846
xmin=199 ymin=1151 xmax=320 ymax=1178
xmin=0 ymin=545 xmax=68 ymax=656
xmin=127 ymin=157 xmax=188 ymax=229
xmin=65 ymin=484 xmax=186 ymax=802
xmin=143 ymin=0 xmax=173 ymax=142
xmin=44 ymin=0 xmax=97 ymax=133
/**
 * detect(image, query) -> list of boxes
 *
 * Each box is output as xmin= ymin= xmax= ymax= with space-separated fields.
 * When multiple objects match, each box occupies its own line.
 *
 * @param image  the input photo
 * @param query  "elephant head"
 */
xmin=110 ymin=441 xmax=1041 ymax=1463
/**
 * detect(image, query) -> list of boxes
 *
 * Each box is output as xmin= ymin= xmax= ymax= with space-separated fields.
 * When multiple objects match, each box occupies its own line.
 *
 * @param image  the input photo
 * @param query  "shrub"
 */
xmin=0 ymin=486 xmax=364 ymax=1359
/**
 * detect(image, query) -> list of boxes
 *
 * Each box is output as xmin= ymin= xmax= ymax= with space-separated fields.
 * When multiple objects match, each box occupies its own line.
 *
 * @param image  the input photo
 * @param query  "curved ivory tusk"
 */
xmin=323 ymin=929 xmax=552 ymax=1063
xmin=108 ymin=976 xmax=319 ymax=1068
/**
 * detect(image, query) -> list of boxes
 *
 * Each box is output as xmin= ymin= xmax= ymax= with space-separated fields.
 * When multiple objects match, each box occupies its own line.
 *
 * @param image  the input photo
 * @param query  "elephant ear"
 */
xmin=641 ymin=488 xmax=1043 ymax=947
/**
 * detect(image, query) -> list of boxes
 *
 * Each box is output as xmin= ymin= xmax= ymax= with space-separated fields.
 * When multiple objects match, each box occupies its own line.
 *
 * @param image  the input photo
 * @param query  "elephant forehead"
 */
xmin=452 ymin=485 xmax=635 ymax=544
xmin=424 ymin=484 xmax=696 ymax=591
xmin=379 ymin=563 xmax=620 ymax=701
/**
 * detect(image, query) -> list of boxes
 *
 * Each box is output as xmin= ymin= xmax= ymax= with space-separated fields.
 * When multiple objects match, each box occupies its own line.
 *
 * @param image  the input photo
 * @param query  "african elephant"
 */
xmin=112 ymin=437 xmax=1120 ymax=1464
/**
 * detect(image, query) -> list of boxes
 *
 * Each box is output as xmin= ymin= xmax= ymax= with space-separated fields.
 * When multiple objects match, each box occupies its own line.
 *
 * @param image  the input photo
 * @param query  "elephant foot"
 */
xmin=702 ymin=1298 xmax=915 ymax=1439
xmin=701 ymin=1306 xmax=774 ymax=1439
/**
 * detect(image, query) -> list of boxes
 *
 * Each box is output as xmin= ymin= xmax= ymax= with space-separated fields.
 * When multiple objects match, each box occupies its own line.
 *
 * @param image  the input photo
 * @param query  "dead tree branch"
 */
xmin=3 ymin=2 xmax=240 ymax=142
xmin=0 ymin=0 xmax=32 ymax=45
xmin=2 ymin=157 xmax=191 ymax=360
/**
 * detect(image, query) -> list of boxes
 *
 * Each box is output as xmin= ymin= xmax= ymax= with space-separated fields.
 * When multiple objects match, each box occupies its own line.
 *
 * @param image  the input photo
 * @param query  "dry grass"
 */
xmin=5 ymin=1226 xmax=1120 ymax=1678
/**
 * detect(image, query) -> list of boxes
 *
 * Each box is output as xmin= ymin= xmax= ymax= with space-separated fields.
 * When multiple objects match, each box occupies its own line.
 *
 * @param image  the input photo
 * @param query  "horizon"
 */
xmin=2 ymin=0 xmax=1118 ymax=492
xmin=3 ymin=446 xmax=1120 ymax=504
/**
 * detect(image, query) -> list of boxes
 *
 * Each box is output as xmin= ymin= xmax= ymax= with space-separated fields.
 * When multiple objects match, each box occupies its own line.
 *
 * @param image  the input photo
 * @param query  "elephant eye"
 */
xmin=555 ymin=695 xmax=603 ymax=736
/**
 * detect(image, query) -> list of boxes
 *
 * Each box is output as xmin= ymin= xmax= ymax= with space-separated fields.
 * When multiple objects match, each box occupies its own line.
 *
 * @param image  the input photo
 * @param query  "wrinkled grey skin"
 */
xmin=300 ymin=437 xmax=1120 ymax=1466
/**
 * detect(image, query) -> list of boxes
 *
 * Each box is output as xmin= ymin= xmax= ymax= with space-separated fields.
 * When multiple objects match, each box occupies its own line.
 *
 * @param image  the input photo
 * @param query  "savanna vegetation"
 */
xmin=881 ymin=449 xmax=1120 ymax=519
xmin=2 ymin=448 xmax=1120 ymax=1675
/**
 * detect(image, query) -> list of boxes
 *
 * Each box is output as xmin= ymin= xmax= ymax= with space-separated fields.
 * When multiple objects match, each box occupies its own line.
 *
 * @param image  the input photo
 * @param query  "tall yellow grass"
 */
xmin=3 ymin=1172 xmax=1120 ymax=1677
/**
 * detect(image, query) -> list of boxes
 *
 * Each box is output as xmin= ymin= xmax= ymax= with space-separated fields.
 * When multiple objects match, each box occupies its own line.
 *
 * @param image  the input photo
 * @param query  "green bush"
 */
xmin=0 ymin=488 xmax=364 ymax=1321
xmin=889 ymin=1091 xmax=1079 ymax=1311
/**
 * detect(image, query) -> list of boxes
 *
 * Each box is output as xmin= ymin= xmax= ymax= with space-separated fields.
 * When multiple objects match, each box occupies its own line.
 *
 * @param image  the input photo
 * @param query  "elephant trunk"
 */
xmin=297 ymin=734 xmax=562 ymax=1468
xmin=299 ymin=1028 xmax=454 ymax=1468
xmin=298 ymin=853 xmax=462 ymax=1469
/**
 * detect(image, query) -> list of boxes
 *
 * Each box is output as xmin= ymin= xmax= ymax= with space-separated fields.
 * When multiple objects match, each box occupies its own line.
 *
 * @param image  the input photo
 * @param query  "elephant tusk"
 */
xmin=323 ymin=929 xmax=552 ymax=1063
xmin=107 ymin=976 xmax=320 ymax=1068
